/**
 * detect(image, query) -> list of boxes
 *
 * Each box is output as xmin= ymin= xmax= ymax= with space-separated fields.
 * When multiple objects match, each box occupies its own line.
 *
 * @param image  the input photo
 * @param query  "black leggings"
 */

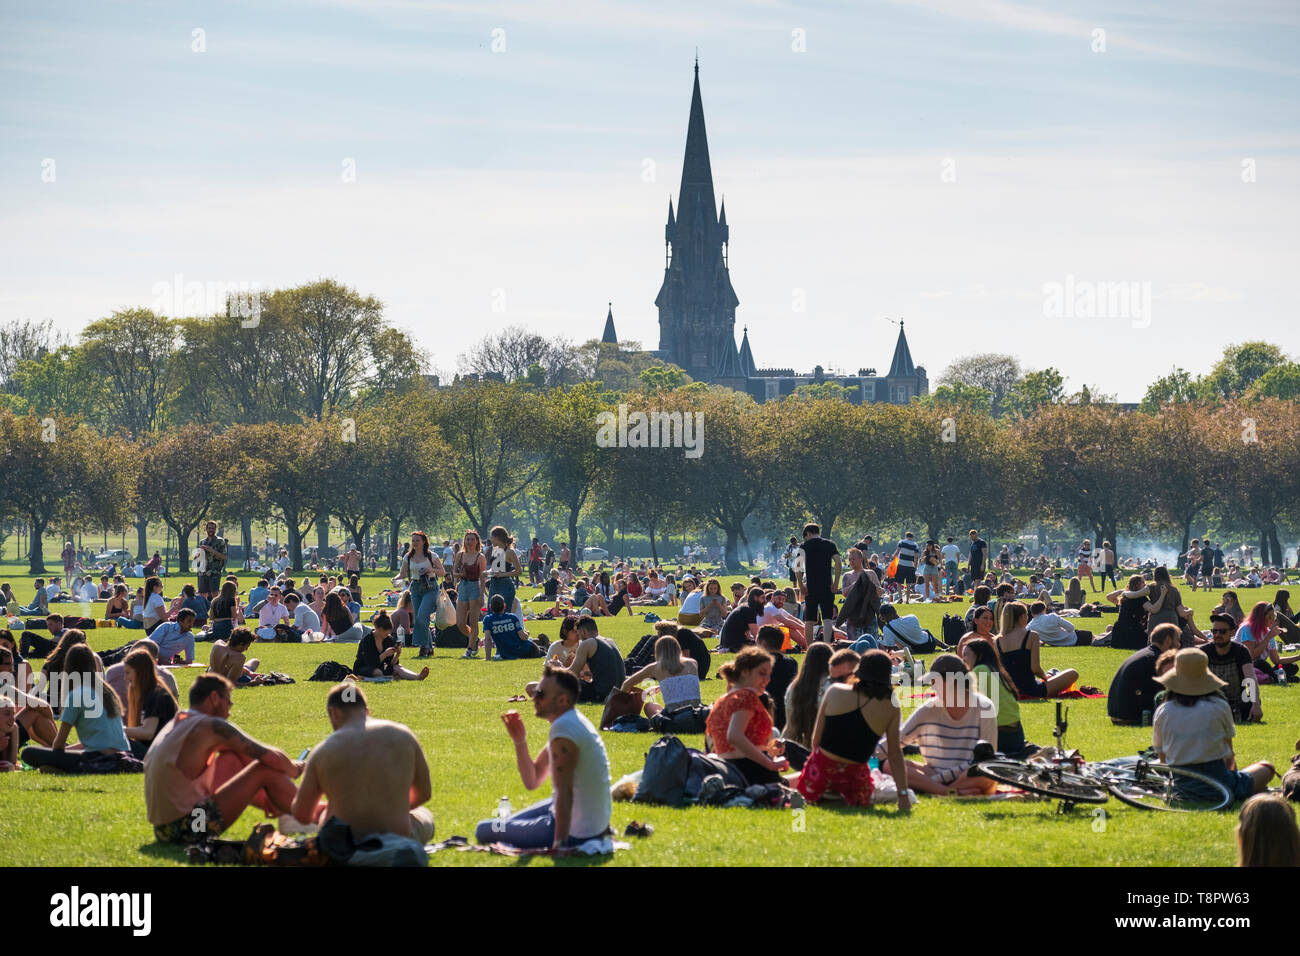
xmin=1098 ymin=568 xmax=1118 ymax=589
xmin=728 ymin=757 xmax=781 ymax=787
xmin=19 ymin=632 xmax=57 ymax=659
xmin=21 ymin=747 xmax=102 ymax=773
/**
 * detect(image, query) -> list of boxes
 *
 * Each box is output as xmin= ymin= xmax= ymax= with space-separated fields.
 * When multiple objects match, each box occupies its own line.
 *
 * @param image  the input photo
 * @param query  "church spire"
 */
xmin=676 ymin=58 xmax=717 ymax=240
xmin=737 ymin=325 xmax=755 ymax=377
xmin=888 ymin=320 xmax=916 ymax=378
xmin=601 ymin=303 xmax=618 ymax=345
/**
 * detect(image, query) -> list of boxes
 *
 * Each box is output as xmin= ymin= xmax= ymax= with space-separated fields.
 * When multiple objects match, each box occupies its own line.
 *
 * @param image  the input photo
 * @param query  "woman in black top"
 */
xmin=354 ymin=612 xmax=428 ymax=680
xmin=209 ymin=580 xmax=239 ymax=643
xmin=996 ymin=601 xmax=1079 ymax=697
xmin=719 ymin=587 xmax=764 ymax=652
xmin=1106 ymin=575 xmax=1153 ymax=650
xmin=121 ymin=647 xmax=178 ymax=759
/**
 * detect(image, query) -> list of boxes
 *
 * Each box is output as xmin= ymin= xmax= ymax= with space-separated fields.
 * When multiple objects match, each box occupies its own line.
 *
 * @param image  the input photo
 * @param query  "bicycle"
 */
xmin=970 ymin=702 xmax=1233 ymax=813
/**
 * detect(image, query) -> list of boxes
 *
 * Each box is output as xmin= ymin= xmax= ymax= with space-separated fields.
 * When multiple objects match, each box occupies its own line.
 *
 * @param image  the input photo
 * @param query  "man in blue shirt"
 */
xmin=150 ymin=610 xmax=197 ymax=665
xmin=247 ymin=579 xmax=270 ymax=614
xmin=482 ymin=595 xmax=543 ymax=659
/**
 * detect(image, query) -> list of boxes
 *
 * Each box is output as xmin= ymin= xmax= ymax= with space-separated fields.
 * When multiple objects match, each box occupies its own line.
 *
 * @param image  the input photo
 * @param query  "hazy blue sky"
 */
xmin=2 ymin=0 xmax=1298 ymax=399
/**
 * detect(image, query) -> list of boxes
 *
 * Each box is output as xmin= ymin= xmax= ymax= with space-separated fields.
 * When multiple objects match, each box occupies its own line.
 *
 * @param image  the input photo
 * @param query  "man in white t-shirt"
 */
xmin=1027 ymin=601 xmax=1078 ymax=647
xmin=877 ymin=604 xmax=929 ymax=650
xmin=940 ymin=537 xmax=962 ymax=595
xmin=256 ymin=586 xmax=291 ymax=641
xmin=284 ymin=592 xmax=321 ymax=637
xmin=757 ymin=591 xmax=810 ymax=648
xmin=476 ymin=667 xmax=611 ymax=850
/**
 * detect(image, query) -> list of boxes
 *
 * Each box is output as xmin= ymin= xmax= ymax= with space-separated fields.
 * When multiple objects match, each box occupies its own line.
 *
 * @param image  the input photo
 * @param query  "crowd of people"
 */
xmin=3 ymin=517 xmax=1300 ymax=867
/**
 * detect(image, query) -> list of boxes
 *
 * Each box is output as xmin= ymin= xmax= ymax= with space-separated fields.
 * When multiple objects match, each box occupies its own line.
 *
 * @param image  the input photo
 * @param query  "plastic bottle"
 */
xmin=396 ymin=625 xmax=406 ymax=646
xmin=1141 ymin=709 xmax=1152 ymax=726
xmin=496 ymin=795 xmax=513 ymax=818
xmin=1275 ymin=667 xmax=1287 ymax=686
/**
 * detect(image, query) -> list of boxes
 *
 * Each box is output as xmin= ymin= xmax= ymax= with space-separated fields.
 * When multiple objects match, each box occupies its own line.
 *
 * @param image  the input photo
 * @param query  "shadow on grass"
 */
xmin=138 ymin=841 xmax=189 ymax=862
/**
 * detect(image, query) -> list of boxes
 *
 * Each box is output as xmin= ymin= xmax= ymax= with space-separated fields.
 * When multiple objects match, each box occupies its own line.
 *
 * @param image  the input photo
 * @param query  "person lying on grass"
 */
xmin=0 ymin=629 xmax=58 ymax=748
xmin=143 ymin=673 xmax=303 ymax=845
xmin=290 ymin=683 xmax=434 ymax=863
xmin=797 ymin=650 xmax=911 ymax=809
xmin=353 ymin=612 xmax=429 ymax=681
xmin=879 ymin=653 xmax=997 ymax=797
xmin=476 ymin=667 xmax=612 ymax=851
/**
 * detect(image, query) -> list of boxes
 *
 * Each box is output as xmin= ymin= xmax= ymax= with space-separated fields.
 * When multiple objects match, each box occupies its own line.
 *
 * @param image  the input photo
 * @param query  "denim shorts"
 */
xmin=457 ymin=580 xmax=481 ymax=604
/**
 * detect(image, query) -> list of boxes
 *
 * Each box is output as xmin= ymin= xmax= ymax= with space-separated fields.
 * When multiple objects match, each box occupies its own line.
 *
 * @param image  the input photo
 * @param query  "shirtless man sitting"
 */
xmin=143 ymin=673 xmax=302 ymax=844
xmin=291 ymin=684 xmax=434 ymax=864
xmin=208 ymin=627 xmax=261 ymax=685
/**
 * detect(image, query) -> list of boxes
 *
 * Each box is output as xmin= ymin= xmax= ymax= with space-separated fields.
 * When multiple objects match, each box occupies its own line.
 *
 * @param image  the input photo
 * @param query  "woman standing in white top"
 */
xmin=400 ymin=531 xmax=445 ymax=659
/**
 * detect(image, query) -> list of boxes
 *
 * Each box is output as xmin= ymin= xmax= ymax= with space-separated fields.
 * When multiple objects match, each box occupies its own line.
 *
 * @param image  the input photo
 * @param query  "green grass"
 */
xmin=1 ymin=571 xmax=1292 ymax=866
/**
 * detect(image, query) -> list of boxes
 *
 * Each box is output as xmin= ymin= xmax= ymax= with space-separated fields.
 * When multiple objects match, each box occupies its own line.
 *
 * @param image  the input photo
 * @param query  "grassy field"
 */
xmin=1 ymin=569 xmax=1293 ymax=867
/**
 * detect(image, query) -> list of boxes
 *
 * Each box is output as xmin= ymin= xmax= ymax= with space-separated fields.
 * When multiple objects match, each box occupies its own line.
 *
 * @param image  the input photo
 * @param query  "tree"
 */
xmin=1139 ymin=367 xmax=1200 ymax=411
xmin=1136 ymin=403 xmax=1221 ymax=567
xmin=0 ymin=319 xmax=64 ymax=394
xmin=938 ymin=353 xmax=1021 ymax=417
xmin=80 ymin=309 xmax=177 ymax=436
xmin=791 ymin=381 xmax=855 ymax=402
xmin=10 ymin=346 xmax=108 ymax=422
xmin=681 ymin=388 xmax=772 ymax=569
xmin=364 ymin=396 xmax=450 ymax=569
xmin=913 ymin=382 xmax=992 ymax=415
xmin=769 ymin=396 xmax=873 ymax=538
xmin=1214 ymin=400 xmax=1300 ymax=566
xmin=0 ymin=412 xmax=134 ymax=573
xmin=639 ymin=364 xmax=689 ymax=392
xmin=428 ymin=380 xmax=542 ymax=535
xmin=265 ymin=280 xmax=385 ymax=420
xmin=137 ymin=426 xmax=229 ymax=571
xmin=459 ymin=326 xmax=583 ymax=387
xmin=1249 ymin=362 xmax=1300 ymax=401
xmin=1017 ymin=405 xmax=1149 ymax=567
xmin=222 ymin=422 xmax=333 ymax=570
xmin=1203 ymin=342 xmax=1288 ymax=400
xmin=173 ymin=314 xmax=299 ymax=424
xmin=1004 ymin=368 xmax=1066 ymax=417
xmin=538 ymin=383 xmax=613 ymax=556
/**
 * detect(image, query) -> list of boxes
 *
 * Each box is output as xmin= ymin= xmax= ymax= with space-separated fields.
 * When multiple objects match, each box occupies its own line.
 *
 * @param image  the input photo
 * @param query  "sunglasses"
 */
xmin=1211 ymin=628 xmax=1231 ymax=635
xmin=532 ymin=688 xmax=548 ymax=701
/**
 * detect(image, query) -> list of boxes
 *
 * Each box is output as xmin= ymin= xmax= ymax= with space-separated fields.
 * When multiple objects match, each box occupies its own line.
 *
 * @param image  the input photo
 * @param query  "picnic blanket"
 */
xmin=425 ymin=834 xmax=629 ymax=858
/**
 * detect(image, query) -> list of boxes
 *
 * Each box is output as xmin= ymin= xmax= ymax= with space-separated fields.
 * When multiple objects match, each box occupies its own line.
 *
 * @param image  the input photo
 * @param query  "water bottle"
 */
xmin=496 ymin=795 xmax=513 ymax=818
xmin=1141 ymin=709 xmax=1152 ymax=726
xmin=1275 ymin=667 xmax=1287 ymax=686
xmin=396 ymin=625 xmax=407 ymax=646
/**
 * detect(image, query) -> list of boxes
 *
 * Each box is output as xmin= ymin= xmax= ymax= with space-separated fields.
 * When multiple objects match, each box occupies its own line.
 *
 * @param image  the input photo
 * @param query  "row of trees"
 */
xmin=3 ymin=383 xmax=1297 ymax=574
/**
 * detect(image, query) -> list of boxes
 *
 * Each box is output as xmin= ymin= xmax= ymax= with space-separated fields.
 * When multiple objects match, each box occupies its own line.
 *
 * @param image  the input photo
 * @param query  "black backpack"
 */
xmin=942 ymin=614 xmax=966 ymax=647
xmin=647 ymin=704 xmax=710 ymax=735
xmin=308 ymin=661 xmax=354 ymax=682
xmin=623 ymin=634 xmax=657 ymax=673
xmin=634 ymin=735 xmax=692 ymax=806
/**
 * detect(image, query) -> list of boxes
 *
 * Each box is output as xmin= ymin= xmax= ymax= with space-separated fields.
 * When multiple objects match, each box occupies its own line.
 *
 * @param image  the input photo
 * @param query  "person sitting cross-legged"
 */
xmin=353 ymin=612 xmax=428 ymax=681
xmin=143 ymin=673 xmax=303 ymax=844
xmin=208 ymin=627 xmax=263 ymax=685
xmin=880 ymin=653 xmax=998 ymax=797
xmin=474 ymin=667 xmax=612 ymax=850
xmin=482 ymin=595 xmax=546 ymax=660
xmin=290 ymin=684 xmax=435 ymax=866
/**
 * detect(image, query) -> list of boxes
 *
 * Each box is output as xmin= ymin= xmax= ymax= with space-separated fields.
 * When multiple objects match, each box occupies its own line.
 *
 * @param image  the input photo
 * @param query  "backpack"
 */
xmin=308 ymin=661 xmax=354 ymax=682
xmin=99 ymin=641 xmax=140 ymax=667
xmin=633 ymin=735 xmax=692 ymax=806
xmin=648 ymin=704 xmax=710 ymax=735
xmin=941 ymin=614 xmax=966 ymax=647
xmin=623 ymin=634 xmax=657 ymax=673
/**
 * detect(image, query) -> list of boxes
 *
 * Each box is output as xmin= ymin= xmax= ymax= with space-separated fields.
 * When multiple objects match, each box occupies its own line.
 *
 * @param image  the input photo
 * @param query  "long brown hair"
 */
xmin=1238 ymin=793 xmax=1300 ymax=866
xmin=64 ymin=644 xmax=121 ymax=720
xmin=717 ymin=646 xmax=773 ymax=686
xmin=124 ymin=646 xmax=174 ymax=728
xmin=410 ymin=531 xmax=431 ymax=560
xmin=784 ymin=643 xmax=832 ymax=746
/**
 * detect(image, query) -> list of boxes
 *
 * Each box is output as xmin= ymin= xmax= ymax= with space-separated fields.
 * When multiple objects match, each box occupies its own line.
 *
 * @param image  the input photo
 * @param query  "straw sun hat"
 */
xmin=1154 ymin=648 xmax=1227 ymax=696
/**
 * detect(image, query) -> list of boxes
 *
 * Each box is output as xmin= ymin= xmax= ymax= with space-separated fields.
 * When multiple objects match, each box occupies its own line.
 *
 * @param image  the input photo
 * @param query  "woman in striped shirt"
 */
xmin=1076 ymin=539 xmax=1097 ymax=593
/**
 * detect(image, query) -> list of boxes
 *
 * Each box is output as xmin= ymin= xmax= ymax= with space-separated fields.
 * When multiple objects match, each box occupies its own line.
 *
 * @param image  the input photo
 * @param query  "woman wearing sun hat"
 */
xmin=1152 ymin=648 xmax=1275 ymax=802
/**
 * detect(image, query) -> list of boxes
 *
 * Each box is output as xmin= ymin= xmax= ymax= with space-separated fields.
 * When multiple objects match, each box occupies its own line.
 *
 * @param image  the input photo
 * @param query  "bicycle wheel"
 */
xmin=974 ymin=760 xmax=1110 ymax=803
xmin=1101 ymin=762 xmax=1232 ymax=812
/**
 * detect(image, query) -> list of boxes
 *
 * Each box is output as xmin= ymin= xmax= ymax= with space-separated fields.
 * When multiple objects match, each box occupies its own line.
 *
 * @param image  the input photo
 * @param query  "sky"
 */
xmin=2 ymin=0 xmax=1298 ymax=400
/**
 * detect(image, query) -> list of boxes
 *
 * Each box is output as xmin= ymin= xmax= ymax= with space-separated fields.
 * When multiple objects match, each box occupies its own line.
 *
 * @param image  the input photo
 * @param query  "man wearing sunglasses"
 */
xmin=476 ymin=666 xmax=611 ymax=851
xmin=1203 ymin=612 xmax=1261 ymax=723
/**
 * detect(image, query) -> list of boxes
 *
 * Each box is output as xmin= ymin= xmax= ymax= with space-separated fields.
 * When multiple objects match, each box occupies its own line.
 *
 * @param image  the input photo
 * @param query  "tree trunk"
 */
xmin=135 ymin=516 xmax=148 ymax=560
xmin=178 ymin=527 xmax=193 ymax=573
xmin=28 ymin=518 xmax=47 ymax=574
xmin=317 ymin=510 xmax=330 ymax=552
xmin=724 ymin=527 xmax=740 ymax=571
xmin=389 ymin=516 xmax=401 ymax=571
xmin=1260 ymin=529 xmax=1272 ymax=568
xmin=241 ymin=516 xmax=252 ymax=563
xmin=648 ymin=527 xmax=658 ymax=564
xmin=1269 ymin=524 xmax=1283 ymax=570
xmin=1177 ymin=518 xmax=1192 ymax=570
xmin=289 ymin=523 xmax=304 ymax=572
xmin=567 ymin=508 xmax=580 ymax=569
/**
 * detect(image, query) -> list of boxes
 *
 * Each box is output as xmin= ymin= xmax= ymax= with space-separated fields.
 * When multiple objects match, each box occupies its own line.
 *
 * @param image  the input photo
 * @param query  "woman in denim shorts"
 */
xmin=454 ymin=531 xmax=487 ymax=657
